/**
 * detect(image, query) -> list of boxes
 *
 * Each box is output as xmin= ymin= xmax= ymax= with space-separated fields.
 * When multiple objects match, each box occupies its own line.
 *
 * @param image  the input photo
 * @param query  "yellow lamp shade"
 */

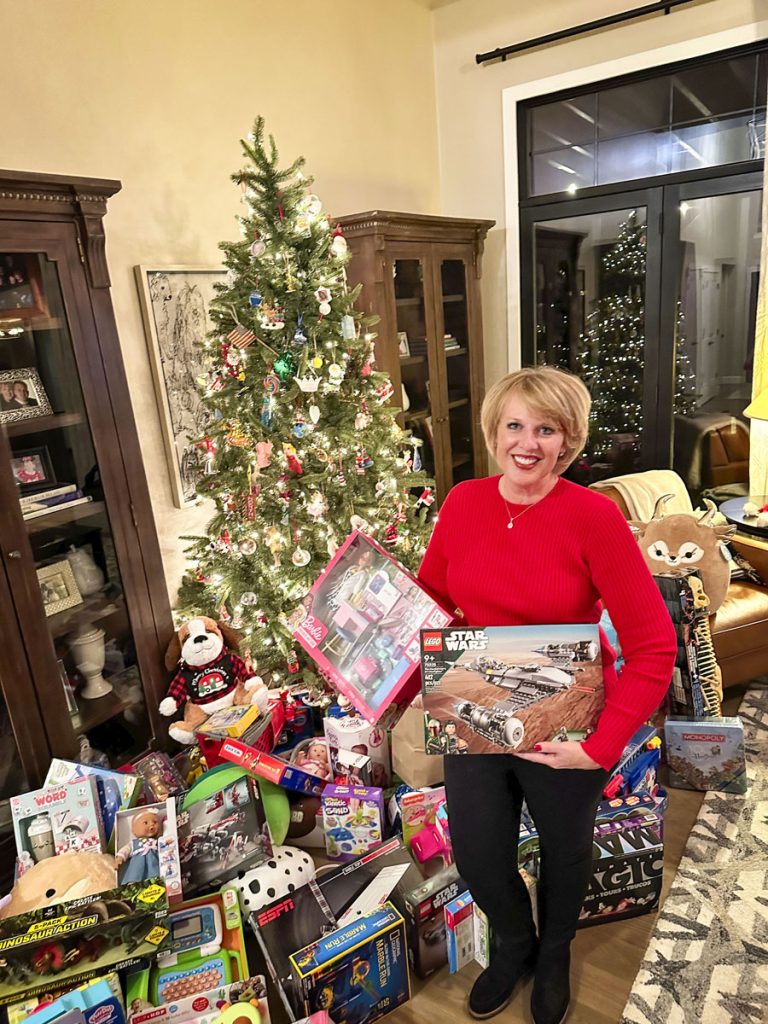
xmin=744 ymin=388 xmax=768 ymax=421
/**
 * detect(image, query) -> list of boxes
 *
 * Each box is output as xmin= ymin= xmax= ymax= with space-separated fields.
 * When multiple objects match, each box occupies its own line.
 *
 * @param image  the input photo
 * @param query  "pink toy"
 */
xmin=294 ymin=740 xmax=333 ymax=782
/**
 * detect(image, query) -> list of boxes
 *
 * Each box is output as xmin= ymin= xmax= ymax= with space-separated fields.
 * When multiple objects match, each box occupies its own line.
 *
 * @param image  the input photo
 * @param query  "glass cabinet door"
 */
xmin=0 ymin=247 xmax=152 ymax=767
xmin=439 ymin=257 xmax=476 ymax=490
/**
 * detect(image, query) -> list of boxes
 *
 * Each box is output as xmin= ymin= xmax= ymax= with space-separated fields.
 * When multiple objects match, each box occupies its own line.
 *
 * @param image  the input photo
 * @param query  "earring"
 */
xmin=559 ymin=450 xmax=566 ymax=458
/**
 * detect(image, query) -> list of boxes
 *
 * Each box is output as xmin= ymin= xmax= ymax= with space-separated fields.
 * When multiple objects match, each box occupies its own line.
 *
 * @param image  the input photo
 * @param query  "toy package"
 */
xmin=579 ymin=814 xmax=664 ymax=926
xmin=197 ymin=704 xmax=262 ymax=738
xmin=177 ymin=776 xmax=272 ymax=895
xmin=472 ymin=903 xmax=490 ymax=970
xmin=602 ymin=725 xmax=661 ymax=800
xmin=400 ymin=786 xmax=452 ymax=876
xmin=218 ymin=739 xmax=327 ymax=796
xmin=133 ymin=752 xmax=187 ymax=801
xmin=444 ymin=891 xmax=475 ymax=973
xmin=664 ymin=716 xmax=748 ymax=793
xmin=289 ymin=903 xmax=410 ymax=1024
xmin=11 ymin=777 xmax=106 ymax=870
xmin=289 ymin=737 xmax=334 ymax=783
xmin=8 ymin=972 xmax=125 ymax=1024
xmin=421 ymin=625 xmax=603 ymax=754
xmin=402 ymin=863 xmax=466 ymax=978
xmin=115 ymin=799 xmax=182 ymax=902
xmin=321 ymin=785 xmax=384 ymax=861
xmin=198 ymin=709 xmax=278 ymax=770
xmin=45 ymin=760 xmax=142 ymax=851
xmin=333 ymin=748 xmax=372 ymax=786
xmin=291 ymin=531 xmax=452 ymax=725
xmin=323 ymin=714 xmax=391 ymax=788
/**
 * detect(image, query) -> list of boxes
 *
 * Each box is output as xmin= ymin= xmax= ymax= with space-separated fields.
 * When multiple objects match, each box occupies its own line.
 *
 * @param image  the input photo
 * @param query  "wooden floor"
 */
xmin=394 ymin=683 xmax=748 ymax=1024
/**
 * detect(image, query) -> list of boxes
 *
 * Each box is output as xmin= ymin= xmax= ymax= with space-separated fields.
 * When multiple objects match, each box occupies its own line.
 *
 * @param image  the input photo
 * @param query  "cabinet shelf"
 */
xmin=25 ymin=499 xmax=105 ymax=534
xmin=443 ymin=294 xmax=466 ymax=304
xmin=76 ymin=688 xmax=131 ymax=732
xmin=46 ymin=590 xmax=123 ymax=640
xmin=448 ymin=398 xmax=469 ymax=410
xmin=395 ymin=296 xmax=423 ymax=307
xmin=445 ymin=347 xmax=468 ymax=358
xmin=404 ymin=408 xmax=431 ymax=424
xmin=400 ymin=355 xmax=426 ymax=367
xmin=452 ymin=453 xmax=472 ymax=468
xmin=6 ymin=411 xmax=84 ymax=437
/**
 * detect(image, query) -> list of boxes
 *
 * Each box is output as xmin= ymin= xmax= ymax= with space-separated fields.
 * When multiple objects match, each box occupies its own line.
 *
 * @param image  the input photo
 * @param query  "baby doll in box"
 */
xmin=160 ymin=616 xmax=269 ymax=744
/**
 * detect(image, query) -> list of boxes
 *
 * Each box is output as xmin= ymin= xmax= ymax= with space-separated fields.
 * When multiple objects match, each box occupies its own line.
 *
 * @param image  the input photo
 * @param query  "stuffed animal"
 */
xmin=0 ymin=852 xmax=118 ymax=919
xmin=629 ymin=496 xmax=736 ymax=612
xmin=160 ymin=616 xmax=269 ymax=744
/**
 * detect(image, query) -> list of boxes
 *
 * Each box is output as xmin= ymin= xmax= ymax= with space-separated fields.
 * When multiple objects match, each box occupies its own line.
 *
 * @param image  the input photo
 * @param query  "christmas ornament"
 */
xmin=327 ymin=363 xmax=344 ymax=382
xmin=291 ymin=546 xmax=311 ymax=567
xmin=354 ymin=409 xmax=372 ymax=430
xmin=283 ymin=442 xmax=304 ymax=475
xmin=250 ymin=237 xmax=266 ymax=258
xmin=255 ymin=440 xmax=273 ymax=469
xmin=331 ymin=227 xmax=348 ymax=257
xmin=417 ymin=487 xmax=435 ymax=508
xmin=309 ymin=404 xmax=321 ymax=424
xmin=199 ymin=436 xmax=216 ymax=474
xmin=263 ymin=373 xmax=280 ymax=394
xmin=218 ymin=603 xmax=231 ymax=623
xmin=350 ymin=514 xmax=371 ymax=533
xmin=260 ymin=305 xmax=286 ymax=331
xmin=277 ymin=474 xmax=294 ymax=503
xmin=240 ymin=538 xmax=257 ymax=555
xmin=240 ymin=592 xmax=258 ymax=605
xmin=295 ymin=214 xmax=311 ymax=234
xmin=306 ymin=491 xmax=328 ymax=520
xmin=384 ymin=523 xmax=399 ymax=546
xmin=286 ymin=649 xmax=300 ymax=675
xmin=355 ymin=449 xmax=373 ymax=473
xmin=248 ymin=290 xmax=263 ymax=307
xmin=311 ymin=355 xmax=324 ymax=369
xmin=261 ymin=394 xmax=275 ymax=428
xmin=374 ymin=380 xmax=395 ymax=403
xmin=205 ymin=369 xmax=224 ymax=394
xmin=327 ymin=535 xmax=339 ymax=557
xmin=292 ymin=316 xmax=308 ymax=345
xmin=227 ymin=325 xmax=255 ymax=348
xmin=314 ymin=286 xmax=332 ymax=305
xmin=273 ymin=352 xmax=297 ymax=381
xmin=318 ymin=302 xmax=331 ymax=316
xmin=226 ymin=422 xmax=251 ymax=447
xmin=231 ymin=609 xmax=244 ymax=630
xmin=265 ymin=526 xmax=285 ymax=565
xmin=300 ymin=194 xmax=322 ymax=217
xmin=293 ymin=413 xmax=307 ymax=439
xmin=294 ymin=373 xmax=320 ymax=393
xmin=341 ymin=314 xmax=356 ymax=340
xmin=335 ymin=463 xmax=347 ymax=486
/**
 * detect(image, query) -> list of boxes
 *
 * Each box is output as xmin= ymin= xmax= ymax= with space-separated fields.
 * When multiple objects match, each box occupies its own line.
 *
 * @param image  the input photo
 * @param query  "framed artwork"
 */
xmin=397 ymin=331 xmax=410 ymax=357
xmin=0 ymin=368 xmax=52 ymax=424
xmin=37 ymin=560 xmax=83 ymax=617
xmin=135 ymin=266 xmax=226 ymax=508
xmin=10 ymin=445 xmax=55 ymax=493
xmin=0 ymin=253 xmax=49 ymax=322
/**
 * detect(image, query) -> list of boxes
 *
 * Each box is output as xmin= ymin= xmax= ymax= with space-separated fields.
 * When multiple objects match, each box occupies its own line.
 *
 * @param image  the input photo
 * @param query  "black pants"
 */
xmin=444 ymin=755 xmax=609 ymax=958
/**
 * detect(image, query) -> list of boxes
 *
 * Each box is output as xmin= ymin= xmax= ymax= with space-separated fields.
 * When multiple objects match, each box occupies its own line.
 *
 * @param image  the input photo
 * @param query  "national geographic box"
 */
xmin=421 ymin=625 xmax=603 ymax=754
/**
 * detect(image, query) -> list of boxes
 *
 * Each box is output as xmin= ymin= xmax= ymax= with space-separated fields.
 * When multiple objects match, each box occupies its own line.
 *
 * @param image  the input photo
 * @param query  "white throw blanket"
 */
xmin=591 ymin=470 xmax=693 ymax=520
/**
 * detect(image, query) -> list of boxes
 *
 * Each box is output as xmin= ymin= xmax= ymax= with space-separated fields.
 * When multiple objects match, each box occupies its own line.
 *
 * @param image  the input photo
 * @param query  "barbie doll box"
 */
xmin=420 ymin=624 xmax=604 ymax=755
xmin=291 ymin=531 xmax=452 ymax=726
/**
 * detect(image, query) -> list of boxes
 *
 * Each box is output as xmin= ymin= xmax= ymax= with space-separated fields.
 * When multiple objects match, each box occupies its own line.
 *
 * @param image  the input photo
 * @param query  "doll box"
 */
xmin=323 ymin=714 xmax=391 ymax=789
xmin=664 ymin=716 xmax=748 ymax=793
xmin=420 ymin=625 xmax=604 ymax=755
xmin=44 ymin=760 xmax=142 ymax=851
xmin=321 ymin=784 xmax=384 ymax=861
xmin=289 ymin=903 xmax=410 ymax=1024
xmin=292 ymin=531 xmax=452 ymax=726
xmin=114 ymin=799 xmax=182 ymax=903
xmin=10 ymin=776 xmax=106 ymax=866
xmin=218 ymin=739 xmax=327 ymax=796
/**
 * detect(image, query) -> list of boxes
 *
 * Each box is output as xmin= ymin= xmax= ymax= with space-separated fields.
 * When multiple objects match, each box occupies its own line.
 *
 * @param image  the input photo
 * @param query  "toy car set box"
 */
xmin=664 ymin=716 xmax=748 ymax=793
xmin=288 ymin=902 xmax=410 ymax=1024
xmin=218 ymin=739 xmax=327 ymax=796
xmin=420 ymin=625 xmax=603 ymax=754
xmin=291 ymin=531 xmax=452 ymax=726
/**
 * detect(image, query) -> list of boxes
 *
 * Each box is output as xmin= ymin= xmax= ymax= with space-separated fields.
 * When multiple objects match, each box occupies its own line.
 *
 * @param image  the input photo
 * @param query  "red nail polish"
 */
xmin=534 ymin=744 xmax=542 ymax=752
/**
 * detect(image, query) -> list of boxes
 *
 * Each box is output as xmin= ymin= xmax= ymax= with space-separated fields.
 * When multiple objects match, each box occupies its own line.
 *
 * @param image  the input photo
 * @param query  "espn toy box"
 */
xmin=578 ymin=814 xmax=663 ymax=926
xmin=289 ymin=902 xmax=410 ymax=1024
xmin=664 ymin=716 xmax=748 ymax=793
xmin=291 ymin=530 xmax=452 ymax=726
xmin=421 ymin=625 xmax=603 ymax=754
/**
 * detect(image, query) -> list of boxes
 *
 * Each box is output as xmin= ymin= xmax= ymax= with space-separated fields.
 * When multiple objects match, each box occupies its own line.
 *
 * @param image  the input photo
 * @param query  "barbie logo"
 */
xmin=299 ymin=615 xmax=327 ymax=645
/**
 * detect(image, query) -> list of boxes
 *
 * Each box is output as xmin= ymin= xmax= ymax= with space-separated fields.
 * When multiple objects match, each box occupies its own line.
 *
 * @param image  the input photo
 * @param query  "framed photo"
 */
xmin=0 ymin=368 xmax=52 ymax=424
xmin=397 ymin=331 xmax=410 ymax=357
xmin=135 ymin=266 xmax=226 ymax=508
xmin=37 ymin=560 xmax=83 ymax=617
xmin=10 ymin=445 xmax=55 ymax=492
xmin=0 ymin=253 xmax=49 ymax=322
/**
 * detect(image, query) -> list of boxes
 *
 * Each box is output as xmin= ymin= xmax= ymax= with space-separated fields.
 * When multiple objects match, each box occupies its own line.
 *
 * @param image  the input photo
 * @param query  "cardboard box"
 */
xmin=197 ymin=708 xmax=277 ymax=770
xmin=444 ymin=891 xmax=475 ymax=973
xmin=292 ymin=531 xmax=452 ymax=725
xmin=472 ymin=903 xmax=490 ymax=970
xmin=390 ymin=704 xmax=444 ymax=789
xmin=289 ymin=903 xmax=410 ymax=1024
xmin=421 ymin=625 xmax=603 ymax=755
xmin=333 ymin=748 xmax=372 ymax=787
xmin=322 ymin=785 xmax=384 ymax=861
xmin=579 ymin=815 xmax=664 ymax=926
xmin=114 ymin=799 xmax=182 ymax=903
xmin=44 ymin=761 xmax=141 ymax=852
xmin=8 ymin=973 xmax=125 ymax=1024
xmin=402 ymin=864 xmax=466 ymax=978
xmin=132 ymin=752 xmax=186 ymax=801
xmin=197 ymin=704 xmax=263 ymax=738
xmin=324 ymin=714 xmax=391 ymax=789
xmin=218 ymin=738 xmax=327 ymax=796
xmin=11 ymin=777 xmax=106 ymax=868
xmin=664 ymin=717 xmax=748 ymax=793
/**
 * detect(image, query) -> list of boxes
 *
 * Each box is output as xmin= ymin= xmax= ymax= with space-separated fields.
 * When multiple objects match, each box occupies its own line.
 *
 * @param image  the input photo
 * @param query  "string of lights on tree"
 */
xmin=176 ymin=117 xmax=433 ymax=688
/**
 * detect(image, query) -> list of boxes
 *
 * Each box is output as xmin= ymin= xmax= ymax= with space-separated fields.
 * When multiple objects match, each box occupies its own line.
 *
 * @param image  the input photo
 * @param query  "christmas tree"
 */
xmin=578 ymin=211 xmax=697 ymax=463
xmin=177 ymin=118 xmax=433 ymax=688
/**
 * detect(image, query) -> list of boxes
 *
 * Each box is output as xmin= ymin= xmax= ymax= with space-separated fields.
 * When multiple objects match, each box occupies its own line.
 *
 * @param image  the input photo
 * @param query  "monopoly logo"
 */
xmin=445 ymin=629 xmax=489 ymax=652
xmin=681 ymin=733 xmax=726 ymax=742
xmin=257 ymin=896 xmax=295 ymax=926
xmin=422 ymin=633 xmax=443 ymax=651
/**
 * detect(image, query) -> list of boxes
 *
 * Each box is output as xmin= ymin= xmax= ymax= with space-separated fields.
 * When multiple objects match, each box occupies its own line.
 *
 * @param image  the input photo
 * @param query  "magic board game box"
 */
xmin=421 ymin=625 xmax=603 ymax=754
xmin=664 ymin=716 xmax=748 ymax=793
xmin=291 ymin=531 xmax=452 ymax=726
xmin=289 ymin=902 xmax=410 ymax=1024
xmin=578 ymin=814 xmax=663 ymax=927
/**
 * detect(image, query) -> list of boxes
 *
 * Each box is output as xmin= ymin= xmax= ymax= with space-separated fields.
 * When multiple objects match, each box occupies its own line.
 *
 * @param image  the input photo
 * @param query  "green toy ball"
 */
xmin=183 ymin=763 xmax=290 ymax=845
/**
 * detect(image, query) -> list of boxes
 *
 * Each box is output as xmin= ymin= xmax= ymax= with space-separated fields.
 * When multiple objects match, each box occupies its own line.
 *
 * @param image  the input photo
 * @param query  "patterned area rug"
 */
xmin=622 ymin=682 xmax=768 ymax=1024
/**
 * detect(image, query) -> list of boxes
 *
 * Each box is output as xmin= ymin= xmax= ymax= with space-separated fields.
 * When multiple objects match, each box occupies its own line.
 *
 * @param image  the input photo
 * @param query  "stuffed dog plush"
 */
xmin=160 ymin=616 xmax=269 ymax=744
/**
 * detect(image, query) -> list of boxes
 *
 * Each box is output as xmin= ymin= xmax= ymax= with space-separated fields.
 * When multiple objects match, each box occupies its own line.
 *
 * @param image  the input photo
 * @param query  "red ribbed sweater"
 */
xmin=417 ymin=475 xmax=677 ymax=770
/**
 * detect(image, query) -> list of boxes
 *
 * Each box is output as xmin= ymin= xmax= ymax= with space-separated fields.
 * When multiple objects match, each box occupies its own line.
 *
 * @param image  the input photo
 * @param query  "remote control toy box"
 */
xmin=421 ymin=625 xmax=603 ymax=754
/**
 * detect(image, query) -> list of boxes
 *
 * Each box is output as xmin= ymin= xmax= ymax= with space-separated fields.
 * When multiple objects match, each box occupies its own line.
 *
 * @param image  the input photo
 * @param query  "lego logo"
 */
xmin=423 ymin=633 xmax=443 ymax=651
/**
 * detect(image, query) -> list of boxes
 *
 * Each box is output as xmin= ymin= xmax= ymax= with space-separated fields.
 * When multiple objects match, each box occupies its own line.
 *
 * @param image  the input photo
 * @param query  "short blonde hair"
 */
xmin=480 ymin=366 xmax=591 ymax=472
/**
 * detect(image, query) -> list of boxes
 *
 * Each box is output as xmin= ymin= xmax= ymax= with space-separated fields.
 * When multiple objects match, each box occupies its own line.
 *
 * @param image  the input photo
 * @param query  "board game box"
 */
xmin=664 ymin=716 xmax=748 ymax=793
xmin=578 ymin=814 xmax=663 ymax=926
xmin=291 ymin=531 xmax=452 ymax=725
xmin=421 ymin=625 xmax=603 ymax=754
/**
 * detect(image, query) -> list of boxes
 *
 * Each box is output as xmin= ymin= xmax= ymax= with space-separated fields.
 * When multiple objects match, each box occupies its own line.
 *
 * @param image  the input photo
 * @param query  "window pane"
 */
xmin=597 ymin=78 xmax=670 ymax=139
xmin=531 ymin=145 xmax=595 ymax=196
xmin=670 ymin=115 xmax=760 ymax=171
xmin=597 ymin=132 xmax=670 ymax=184
xmin=671 ymin=55 xmax=758 ymax=124
xmin=531 ymin=95 xmax=596 ymax=152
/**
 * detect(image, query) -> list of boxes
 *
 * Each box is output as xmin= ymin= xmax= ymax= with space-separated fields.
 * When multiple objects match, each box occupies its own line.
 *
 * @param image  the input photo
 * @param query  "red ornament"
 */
xmin=384 ymin=523 xmax=399 ymax=546
xmin=287 ymin=650 xmax=300 ymax=674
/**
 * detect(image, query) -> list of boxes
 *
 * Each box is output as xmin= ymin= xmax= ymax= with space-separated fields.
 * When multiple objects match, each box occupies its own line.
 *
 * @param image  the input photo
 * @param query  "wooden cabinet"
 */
xmin=336 ymin=212 xmax=494 ymax=504
xmin=0 ymin=171 xmax=173 ymax=827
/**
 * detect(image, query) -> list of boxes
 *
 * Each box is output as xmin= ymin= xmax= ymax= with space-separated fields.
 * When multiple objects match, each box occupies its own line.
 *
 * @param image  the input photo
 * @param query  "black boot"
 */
xmin=531 ymin=946 xmax=570 ymax=1024
xmin=468 ymin=939 xmax=538 ymax=1020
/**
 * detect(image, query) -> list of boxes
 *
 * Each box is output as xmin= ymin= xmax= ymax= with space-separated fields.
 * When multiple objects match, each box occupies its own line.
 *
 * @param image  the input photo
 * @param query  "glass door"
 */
xmin=0 ymin=240 xmax=153 ymax=767
xmin=437 ymin=255 xmax=477 ymax=490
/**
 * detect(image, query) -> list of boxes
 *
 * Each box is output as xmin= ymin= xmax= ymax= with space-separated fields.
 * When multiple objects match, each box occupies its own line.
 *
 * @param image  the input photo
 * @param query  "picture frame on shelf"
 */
xmin=0 ymin=367 xmax=53 ymax=423
xmin=0 ymin=253 xmax=49 ymax=322
xmin=135 ymin=265 xmax=226 ymax=508
xmin=397 ymin=331 xmax=410 ymax=357
xmin=10 ymin=445 xmax=55 ymax=493
xmin=37 ymin=560 xmax=83 ymax=617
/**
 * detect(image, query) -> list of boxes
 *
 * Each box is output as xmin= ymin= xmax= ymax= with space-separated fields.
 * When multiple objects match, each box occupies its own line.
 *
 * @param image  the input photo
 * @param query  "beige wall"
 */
xmin=432 ymin=0 xmax=768 ymax=390
xmin=1 ymin=0 xmax=440 ymax=598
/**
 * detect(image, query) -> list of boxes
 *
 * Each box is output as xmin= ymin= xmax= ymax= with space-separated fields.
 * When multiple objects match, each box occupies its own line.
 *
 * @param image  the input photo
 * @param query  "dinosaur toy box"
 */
xmin=421 ymin=625 xmax=603 ymax=754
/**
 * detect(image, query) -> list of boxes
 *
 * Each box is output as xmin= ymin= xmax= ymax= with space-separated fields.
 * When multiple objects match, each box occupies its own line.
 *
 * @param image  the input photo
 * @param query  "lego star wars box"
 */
xmin=421 ymin=625 xmax=603 ymax=754
xmin=291 ymin=530 xmax=452 ymax=726
xmin=402 ymin=863 xmax=466 ymax=978
xmin=578 ymin=814 xmax=663 ymax=927
xmin=664 ymin=716 xmax=748 ymax=793
xmin=289 ymin=903 xmax=410 ymax=1024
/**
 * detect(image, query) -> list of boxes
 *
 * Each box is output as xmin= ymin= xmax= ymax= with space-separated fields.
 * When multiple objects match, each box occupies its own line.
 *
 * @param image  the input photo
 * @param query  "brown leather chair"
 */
xmin=595 ymin=482 xmax=768 ymax=689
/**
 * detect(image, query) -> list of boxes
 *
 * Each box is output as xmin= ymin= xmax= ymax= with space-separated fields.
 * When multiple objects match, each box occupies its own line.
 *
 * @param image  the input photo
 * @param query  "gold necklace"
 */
xmin=499 ymin=481 xmax=550 ymax=530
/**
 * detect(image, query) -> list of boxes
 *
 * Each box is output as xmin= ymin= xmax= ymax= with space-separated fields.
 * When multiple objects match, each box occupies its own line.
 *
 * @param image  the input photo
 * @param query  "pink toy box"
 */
xmin=291 ymin=531 xmax=452 ymax=725
xmin=400 ymin=786 xmax=453 ymax=878
xmin=323 ymin=713 xmax=391 ymax=788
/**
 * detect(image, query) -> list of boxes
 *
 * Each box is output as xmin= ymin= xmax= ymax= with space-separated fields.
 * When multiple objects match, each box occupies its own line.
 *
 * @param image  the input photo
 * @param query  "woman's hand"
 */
xmin=514 ymin=741 xmax=602 ymax=770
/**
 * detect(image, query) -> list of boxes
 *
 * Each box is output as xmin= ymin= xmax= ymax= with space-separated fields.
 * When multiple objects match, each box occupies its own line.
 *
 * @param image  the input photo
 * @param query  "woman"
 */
xmin=418 ymin=366 xmax=676 ymax=1024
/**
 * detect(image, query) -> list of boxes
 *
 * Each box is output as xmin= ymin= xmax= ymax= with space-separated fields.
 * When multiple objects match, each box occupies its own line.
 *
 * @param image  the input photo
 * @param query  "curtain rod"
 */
xmin=476 ymin=0 xmax=706 ymax=65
